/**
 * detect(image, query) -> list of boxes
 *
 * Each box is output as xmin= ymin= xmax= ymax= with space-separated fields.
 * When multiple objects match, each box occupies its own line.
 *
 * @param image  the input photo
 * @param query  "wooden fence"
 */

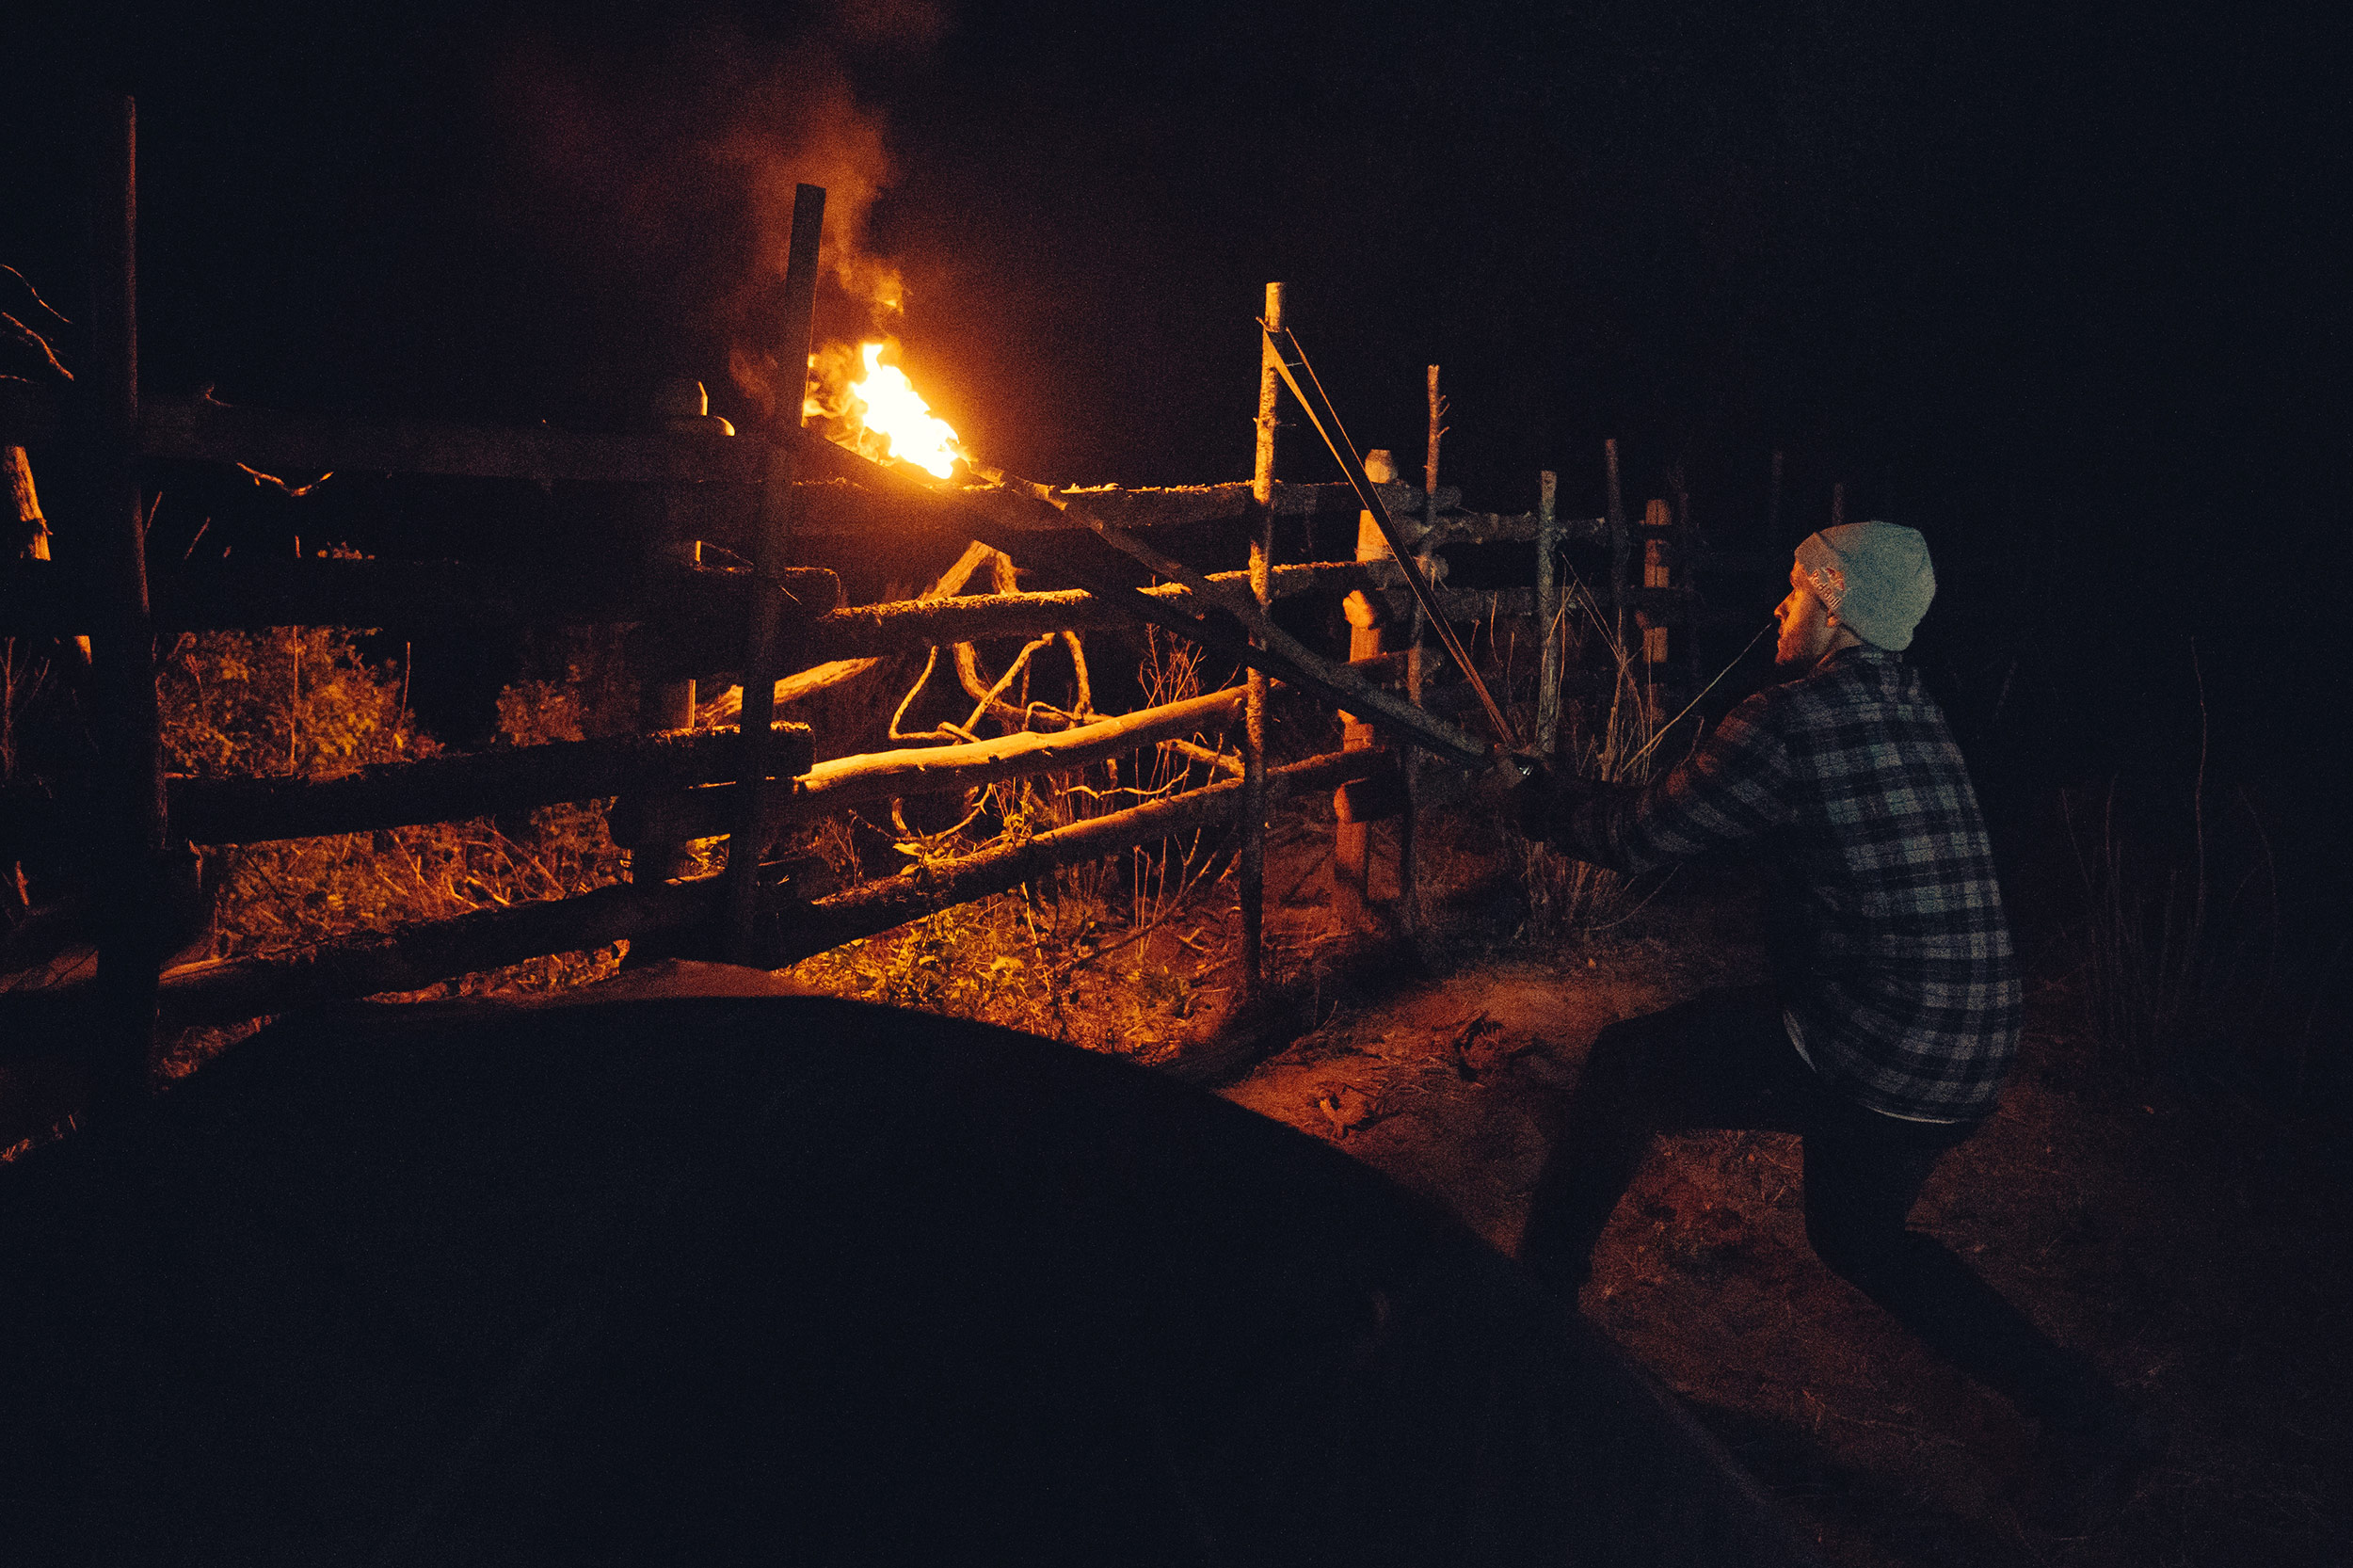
xmin=1 ymin=103 xmax=1778 ymax=1082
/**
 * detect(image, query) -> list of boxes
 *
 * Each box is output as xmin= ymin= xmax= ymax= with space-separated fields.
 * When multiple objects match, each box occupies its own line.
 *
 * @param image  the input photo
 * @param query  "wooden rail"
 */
xmin=0 ymin=745 xmax=1387 ymax=1051
xmin=0 ymin=725 xmax=814 ymax=857
xmin=0 ymin=555 xmax=840 ymax=640
xmin=612 ymin=688 xmax=1247 ymax=853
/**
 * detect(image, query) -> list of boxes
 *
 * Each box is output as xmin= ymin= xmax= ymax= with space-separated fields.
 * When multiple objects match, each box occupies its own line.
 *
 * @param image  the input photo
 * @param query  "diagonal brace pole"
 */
xmin=1259 ymin=322 xmax=1521 ymax=754
xmin=970 ymin=460 xmax=1495 ymax=769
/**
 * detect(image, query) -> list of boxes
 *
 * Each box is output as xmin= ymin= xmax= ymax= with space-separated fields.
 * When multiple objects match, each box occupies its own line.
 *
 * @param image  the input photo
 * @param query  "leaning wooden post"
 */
xmin=1241 ymin=280 xmax=1283 ymax=1010
xmin=723 ymin=182 xmax=824 ymax=964
xmin=88 ymin=95 xmax=167 ymax=1103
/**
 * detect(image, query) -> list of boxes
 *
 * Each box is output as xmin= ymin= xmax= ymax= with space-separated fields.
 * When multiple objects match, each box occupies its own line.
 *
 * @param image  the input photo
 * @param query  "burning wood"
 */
xmin=803 ymin=340 xmax=965 ymax=479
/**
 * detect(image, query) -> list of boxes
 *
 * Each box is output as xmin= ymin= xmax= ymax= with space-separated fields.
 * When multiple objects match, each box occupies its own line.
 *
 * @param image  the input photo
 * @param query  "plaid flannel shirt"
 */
xmin=1556 ymin=646 xmax=2022 ymax=1122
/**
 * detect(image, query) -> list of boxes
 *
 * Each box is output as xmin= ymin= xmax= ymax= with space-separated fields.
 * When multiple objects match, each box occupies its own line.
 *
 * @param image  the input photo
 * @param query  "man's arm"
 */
xmin=1519 ymin=696 xmax=1801 ymax=875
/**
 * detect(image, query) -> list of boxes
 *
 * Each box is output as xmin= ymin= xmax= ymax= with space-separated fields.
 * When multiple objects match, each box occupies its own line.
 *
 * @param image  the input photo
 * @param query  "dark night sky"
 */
xmin=4 ymin=1 xmax=2346 ymax=796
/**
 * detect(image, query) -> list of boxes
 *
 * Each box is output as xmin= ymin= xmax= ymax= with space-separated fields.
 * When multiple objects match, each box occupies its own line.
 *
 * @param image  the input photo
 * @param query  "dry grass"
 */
xmin=784 ymin=622 xmax=1246 ymax=1056
xmin=1527 ymin=571 xmax=1671 ymax=933
xmin=152 ymin=622 xmax=632 ymax=1078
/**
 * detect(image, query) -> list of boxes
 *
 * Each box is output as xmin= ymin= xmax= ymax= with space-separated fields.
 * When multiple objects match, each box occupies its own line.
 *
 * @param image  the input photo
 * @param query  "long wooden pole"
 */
xmin=88 ymin=94 xmax=165 ymax=1105
xmin=1243 ymin=281 xmax=1283 ymax=1010
xmin=724 ymin=183 xmax=824 ymax=963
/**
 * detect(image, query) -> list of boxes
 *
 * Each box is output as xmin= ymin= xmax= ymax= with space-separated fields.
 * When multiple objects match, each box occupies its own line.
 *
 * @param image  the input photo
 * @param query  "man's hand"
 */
xmin=1506 ymin=755 xmax=1557 ymax=841
xmin=1508 ymin=760 xmax=1612 ymax=842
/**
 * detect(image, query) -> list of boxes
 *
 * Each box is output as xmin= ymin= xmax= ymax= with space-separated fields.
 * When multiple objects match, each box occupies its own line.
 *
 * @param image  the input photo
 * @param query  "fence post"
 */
xmin=723 ymin=183 xmax=824 ymax=965
xmin=1524 ymin=468 xmax=1562 ymax=935
xmin=87 ymin=94 xmax=168 ymax=1107
xmin=1331 ymin=449 xmax=1394 ymax=922
xmin=1400 ymin=365 xmax=1445 ymax=948
xmin=1242 ymin=281 xmax=1283 ymax=1010
xmin=634 ymin=379 xmax=717 ymax=889
xmin=1641 ymin=498 xmax=1672 ymax=723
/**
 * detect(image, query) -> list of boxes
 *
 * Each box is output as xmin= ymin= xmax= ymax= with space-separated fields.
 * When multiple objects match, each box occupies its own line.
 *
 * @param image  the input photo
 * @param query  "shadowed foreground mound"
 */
xmin=0 ymin=996 xmax=1814 ymax=1565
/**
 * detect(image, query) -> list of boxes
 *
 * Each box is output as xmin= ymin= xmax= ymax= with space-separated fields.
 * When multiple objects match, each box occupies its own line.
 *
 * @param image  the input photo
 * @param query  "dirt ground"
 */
xmin=1214 ymin=824 xmax=2353 ymax=1567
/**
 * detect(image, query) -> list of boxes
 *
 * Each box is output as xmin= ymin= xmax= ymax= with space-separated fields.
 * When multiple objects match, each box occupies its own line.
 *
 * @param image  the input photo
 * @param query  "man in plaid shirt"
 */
xmin=1516 ymin=521 xmax=2147 ymax=1521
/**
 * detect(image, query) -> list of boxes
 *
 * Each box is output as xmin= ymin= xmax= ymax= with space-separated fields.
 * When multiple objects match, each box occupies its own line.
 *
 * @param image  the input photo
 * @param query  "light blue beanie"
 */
xmin=1794 ymin=520 xmax=1935 ymax=651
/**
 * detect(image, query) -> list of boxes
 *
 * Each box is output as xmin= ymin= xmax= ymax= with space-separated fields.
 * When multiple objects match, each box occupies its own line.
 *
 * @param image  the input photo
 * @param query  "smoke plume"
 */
xmin=492 ymin=4 xmax=949 ymax=423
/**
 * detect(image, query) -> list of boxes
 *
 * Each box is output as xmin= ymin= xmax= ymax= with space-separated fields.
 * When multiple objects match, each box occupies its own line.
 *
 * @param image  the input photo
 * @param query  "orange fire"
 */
xmin=804 ymin=341 xmax=963 ymax=479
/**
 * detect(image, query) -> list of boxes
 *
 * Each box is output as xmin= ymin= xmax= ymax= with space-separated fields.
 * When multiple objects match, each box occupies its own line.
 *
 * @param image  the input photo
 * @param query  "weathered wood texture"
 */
xmin=727 ymin=181 xmax=827 ymax=964
xmin=612 ymin=687 xmax=1248 ymax=851
xmin=178 ymin=726 xmax=813 ymax=846
xmin=1242 ymin=280 xmax=1285 ymax=1010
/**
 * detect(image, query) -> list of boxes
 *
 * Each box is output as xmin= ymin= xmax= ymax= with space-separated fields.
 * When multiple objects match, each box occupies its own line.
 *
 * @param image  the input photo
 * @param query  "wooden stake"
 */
xmin=1332 ymin=449 xmax=1395 ymax=921
xmin=1242 ymin=281 xmax=1282 ymax=1010
xmin=87 ymin=94 xmax=165 ymax=1105
xmin=724 ymin=183 xmax=824 ymax=963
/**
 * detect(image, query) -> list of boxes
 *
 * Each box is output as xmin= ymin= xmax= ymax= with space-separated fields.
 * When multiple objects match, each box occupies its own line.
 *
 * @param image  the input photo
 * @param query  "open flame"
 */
xmin=804 ymin=341 xmax=963 ymax=479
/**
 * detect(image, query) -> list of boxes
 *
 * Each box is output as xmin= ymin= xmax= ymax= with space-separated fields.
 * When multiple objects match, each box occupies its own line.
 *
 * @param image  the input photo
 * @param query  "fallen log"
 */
xmin=610 ymin=687 xmax=1249 ymax=851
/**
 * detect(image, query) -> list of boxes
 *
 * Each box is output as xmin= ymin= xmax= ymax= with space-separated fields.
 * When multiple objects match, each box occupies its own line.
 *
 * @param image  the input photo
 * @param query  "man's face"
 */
xmin=1774 ymin=565 xmax=1836 ymax=666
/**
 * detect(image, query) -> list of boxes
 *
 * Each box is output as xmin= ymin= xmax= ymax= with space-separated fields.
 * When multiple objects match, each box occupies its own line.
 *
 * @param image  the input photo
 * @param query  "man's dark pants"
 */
xmin=1519 ymin=984 xmax=2119 ymax=1433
